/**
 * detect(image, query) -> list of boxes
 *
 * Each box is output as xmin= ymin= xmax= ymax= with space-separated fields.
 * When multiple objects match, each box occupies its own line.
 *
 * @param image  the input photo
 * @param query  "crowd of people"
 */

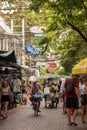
xmin=0 ymin=75 xmax=28 ymax=119
xmin=0 ymin=75 xmax=43 ymax=119
xmin=59 ymin=75 xmax=87 ymax=126
xmin=0 ymin=74 xmax=87 ymax=127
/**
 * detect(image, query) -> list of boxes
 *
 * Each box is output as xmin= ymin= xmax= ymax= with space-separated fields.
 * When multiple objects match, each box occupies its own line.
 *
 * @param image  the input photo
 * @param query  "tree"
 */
xmin=29 ymin=0 xmax=87 ymax=73
xmin=2 ymin=0 xmax=87 ymax=74
xmin=1 ymin=0 xmax=47 ymax=63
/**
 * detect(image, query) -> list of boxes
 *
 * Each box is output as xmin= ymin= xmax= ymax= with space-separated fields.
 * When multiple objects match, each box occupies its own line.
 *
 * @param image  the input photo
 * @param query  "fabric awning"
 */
xmin=0 ymin=50 xmax=16 ymax=63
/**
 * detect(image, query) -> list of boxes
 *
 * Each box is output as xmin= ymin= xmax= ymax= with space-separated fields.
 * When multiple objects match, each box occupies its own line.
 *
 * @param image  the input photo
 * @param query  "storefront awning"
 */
xmin=0 ymin=50 xmax=16 ymax=63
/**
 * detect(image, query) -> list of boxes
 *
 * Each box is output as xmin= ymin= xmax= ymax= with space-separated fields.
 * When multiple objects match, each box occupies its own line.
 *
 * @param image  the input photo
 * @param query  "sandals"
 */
xmin=72 ymin=122 xmax=78 ymax=126
xmin=3 ymin=117 xmax=6 ymax=120
xmin=68 ymin=122 xmax=78 ymax=126
xmin=82 ymin=120 xmax=86 ymax=124
xmin=68 ymin=123 xmax=72 ymax=126
xmin=62 ymin=111 xmax=67 ymax=114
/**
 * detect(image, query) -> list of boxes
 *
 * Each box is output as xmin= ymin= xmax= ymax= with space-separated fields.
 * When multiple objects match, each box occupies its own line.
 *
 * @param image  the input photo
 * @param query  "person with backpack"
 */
xmin=64 ymin=75 xmax=79 ymax=126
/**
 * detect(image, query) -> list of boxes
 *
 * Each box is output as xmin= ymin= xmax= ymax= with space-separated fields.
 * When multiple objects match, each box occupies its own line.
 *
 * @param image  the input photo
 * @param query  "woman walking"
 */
xmin=82 ymin=78 xmax=87 ymax=123
xmin=1 ymin=80 xmax=12 ymax=119
xmin=79 ymin=81 xmax=87 ymax=123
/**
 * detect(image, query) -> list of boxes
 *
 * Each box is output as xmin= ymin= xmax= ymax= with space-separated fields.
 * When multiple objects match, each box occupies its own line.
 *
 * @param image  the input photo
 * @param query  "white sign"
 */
xmin=30 ymin=26 xmax=46 ymax=34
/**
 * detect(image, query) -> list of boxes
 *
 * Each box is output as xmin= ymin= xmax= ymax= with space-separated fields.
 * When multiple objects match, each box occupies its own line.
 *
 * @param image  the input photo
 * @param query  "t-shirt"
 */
xmin=13 ymin=79 xmax=21 ymax=93
xmin=64 ymin=78 xmax=78 ymax=98
xmin=32 ymin=86 xmax=38 ymax=95
xmin=60 ymin=81 xmax=65 ymax=94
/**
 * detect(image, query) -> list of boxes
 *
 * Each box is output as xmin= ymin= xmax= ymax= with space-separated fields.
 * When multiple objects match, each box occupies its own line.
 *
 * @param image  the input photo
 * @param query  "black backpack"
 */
xmin=66 ymin=79 xmax=74 ymax=93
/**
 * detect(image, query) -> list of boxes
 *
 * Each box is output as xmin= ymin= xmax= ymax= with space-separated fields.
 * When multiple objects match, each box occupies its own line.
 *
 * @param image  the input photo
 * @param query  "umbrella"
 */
xmin=37 ymin=73 xmax=59 ymax=80
xmin=72 ymin=58 xmax=87 ymax=75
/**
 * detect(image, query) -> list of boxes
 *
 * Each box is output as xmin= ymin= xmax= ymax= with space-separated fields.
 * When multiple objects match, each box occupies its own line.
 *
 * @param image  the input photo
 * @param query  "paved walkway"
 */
xmin=0 ymin=101 xmax=87 ymax=130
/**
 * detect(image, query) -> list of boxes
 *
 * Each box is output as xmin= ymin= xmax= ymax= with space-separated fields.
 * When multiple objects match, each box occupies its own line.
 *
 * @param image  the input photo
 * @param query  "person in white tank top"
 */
xmin=79 ymin=81 xmax=87 ymax=123
xmin=1 ymin=80 xmax=12 ymax=119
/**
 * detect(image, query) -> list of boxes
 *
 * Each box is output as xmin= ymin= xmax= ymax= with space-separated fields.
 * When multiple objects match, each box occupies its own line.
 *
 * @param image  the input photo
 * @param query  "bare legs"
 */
xmin=67 ymin=108 xmax=78 ymax=125
xmin=67 ymin=109 xmax=72 ymax=124
xmin=72 ymin=109 xmax=78 ymax=123
xmin=2 ymin=101 xmax=9 ymax=119
xmin=85 ymin=105 xmax=87 ymax=123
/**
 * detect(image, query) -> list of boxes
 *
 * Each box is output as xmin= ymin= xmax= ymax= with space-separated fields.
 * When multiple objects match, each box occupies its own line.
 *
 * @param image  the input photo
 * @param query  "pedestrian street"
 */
xmin=0 ymin=102 xmax=87 ymax=130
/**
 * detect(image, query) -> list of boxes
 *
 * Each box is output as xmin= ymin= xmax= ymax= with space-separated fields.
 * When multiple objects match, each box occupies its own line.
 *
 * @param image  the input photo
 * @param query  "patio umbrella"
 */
xmin=37 ymin=73 xmax=59 ymax=80
xmin=72 ymin=58 xmax=87 ymax=75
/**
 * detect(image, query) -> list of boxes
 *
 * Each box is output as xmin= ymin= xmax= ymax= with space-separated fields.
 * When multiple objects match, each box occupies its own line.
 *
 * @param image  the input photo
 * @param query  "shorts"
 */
xmin=0 ymin=104 xmax=1 ymax=109
xmin=81 ymin=94 xmax=87 ymax=105
xmin=66 ymin=97 xmax=78 ymax=109
xmin=1 ymin=95 xmax=10 ymax=102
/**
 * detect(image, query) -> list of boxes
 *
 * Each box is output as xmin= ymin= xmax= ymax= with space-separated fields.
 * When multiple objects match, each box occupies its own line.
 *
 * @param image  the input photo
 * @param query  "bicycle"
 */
xmin=32 ymin=92 xmax=41 ymax=116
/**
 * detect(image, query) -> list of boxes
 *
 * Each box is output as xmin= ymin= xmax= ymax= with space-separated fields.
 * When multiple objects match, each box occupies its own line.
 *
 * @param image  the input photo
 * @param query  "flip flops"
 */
xmin=71 ymin=122 xmax=78 ymax=126
xmin=68 ymin=122 xmax=78 ymax=126
xmin=68 ymin=123 xmax=72 ymax=126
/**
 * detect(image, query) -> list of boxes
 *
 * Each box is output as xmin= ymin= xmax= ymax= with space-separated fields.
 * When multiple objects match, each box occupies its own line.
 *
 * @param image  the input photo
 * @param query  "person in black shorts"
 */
xmin=64 ymin=75 xmax=79 ymax=126
xmin=1 ymin=81 xmax=12 ymax=119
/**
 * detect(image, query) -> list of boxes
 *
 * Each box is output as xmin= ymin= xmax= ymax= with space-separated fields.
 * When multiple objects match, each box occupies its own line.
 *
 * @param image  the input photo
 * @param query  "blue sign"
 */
xmin=34 ymin=33 xmax=47 ymax=38
xmin=34 ymin=33 xmax=43 ymax=37
xmin=26 ymin=44 xmax=43 ymax=56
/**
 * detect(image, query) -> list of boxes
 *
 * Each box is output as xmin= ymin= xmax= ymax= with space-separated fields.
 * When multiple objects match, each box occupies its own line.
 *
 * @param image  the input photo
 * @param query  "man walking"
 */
xmin=64 ymin=75 xmax=79 ymax=126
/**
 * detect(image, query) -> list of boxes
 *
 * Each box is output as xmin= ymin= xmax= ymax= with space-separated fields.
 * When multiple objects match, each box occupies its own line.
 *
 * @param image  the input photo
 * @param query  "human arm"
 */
xmin=8 ymin=86 xmax=13 ymax=97
xmin=75 ymin=86 xmax=82 ymax=101
xmin=84 ymin=86 xmax=87 ymax=94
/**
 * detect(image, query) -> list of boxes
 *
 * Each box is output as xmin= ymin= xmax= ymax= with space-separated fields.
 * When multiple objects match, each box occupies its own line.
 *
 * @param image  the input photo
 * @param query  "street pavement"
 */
xmin=0 ymin=101 xmax=87 ymax=130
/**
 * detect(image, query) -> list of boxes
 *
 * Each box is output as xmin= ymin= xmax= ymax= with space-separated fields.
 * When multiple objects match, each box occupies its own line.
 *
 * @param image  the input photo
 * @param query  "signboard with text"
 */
xmin=26 ymin=44 xmax=43 ymax=56
xmin=48 ymin=62 xmax=57 ymax=72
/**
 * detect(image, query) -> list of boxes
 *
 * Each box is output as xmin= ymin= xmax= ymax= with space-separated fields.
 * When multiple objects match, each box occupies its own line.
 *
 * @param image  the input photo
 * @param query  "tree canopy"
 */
xmin=1 ymin=0 xmax=87 ymax=74
xmin=29 ymin=0 xmax=87 ymax=73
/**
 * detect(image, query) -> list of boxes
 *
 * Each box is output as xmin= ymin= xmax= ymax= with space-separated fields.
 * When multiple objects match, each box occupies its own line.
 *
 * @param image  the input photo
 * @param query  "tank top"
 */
xmin=79 ymin=84 xmax=86 ymax=95
xmin=2 ymin=87 xmax=9 ymax=96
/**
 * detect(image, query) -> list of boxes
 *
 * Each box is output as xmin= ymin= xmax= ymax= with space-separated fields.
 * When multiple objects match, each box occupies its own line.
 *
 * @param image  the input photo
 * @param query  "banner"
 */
xmin=26 ymin=44 xmax=43 ymax=56
xmin=48 ymin=62 xmax=57 ymax=72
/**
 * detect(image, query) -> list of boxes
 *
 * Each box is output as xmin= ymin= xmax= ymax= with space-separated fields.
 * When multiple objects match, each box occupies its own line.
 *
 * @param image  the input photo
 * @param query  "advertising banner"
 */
xmin=48 ymin=62 xmax=57 ymax=72
xmin=26 ymin=44 xmax=43 ymax=56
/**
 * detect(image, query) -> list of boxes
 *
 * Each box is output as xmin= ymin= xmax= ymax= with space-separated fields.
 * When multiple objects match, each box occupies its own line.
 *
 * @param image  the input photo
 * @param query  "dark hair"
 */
xmin=2 ymin=80 xmax=9 ymax=87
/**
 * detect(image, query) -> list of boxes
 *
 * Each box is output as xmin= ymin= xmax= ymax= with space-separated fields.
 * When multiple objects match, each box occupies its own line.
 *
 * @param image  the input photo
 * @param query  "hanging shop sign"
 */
xmin=26 ymin=44 xmax=43 ymax=56
xmin=30 ymin=26 xmax=46 ymax=34
xmin=48 ymin=62 xmax=57 ymax=73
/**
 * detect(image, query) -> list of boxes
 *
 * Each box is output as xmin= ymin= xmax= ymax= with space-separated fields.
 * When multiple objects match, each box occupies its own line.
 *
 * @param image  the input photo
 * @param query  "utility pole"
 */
xmin=21 ymin=18 xmax=25 ymax=65
xmin=0 ymin=0 xmax=1 ymax=12
xmin=11 ymin=18 xmax=26 ymax=66
xmin=10 ymin=0 xmax=26 ymax=66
